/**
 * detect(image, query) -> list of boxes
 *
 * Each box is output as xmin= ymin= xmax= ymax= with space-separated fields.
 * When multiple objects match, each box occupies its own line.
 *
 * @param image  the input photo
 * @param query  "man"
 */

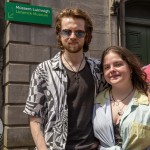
xmin=24 ymin=8 xmax=106 ymax=150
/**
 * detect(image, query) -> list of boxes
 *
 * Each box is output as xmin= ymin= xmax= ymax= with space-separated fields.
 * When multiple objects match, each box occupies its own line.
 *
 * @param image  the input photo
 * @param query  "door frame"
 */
xmin=118 ymin=0 xmax=150 ymax=64
xmin=119 ymin=0 xmax=150 ymax=46
xmin=125 ymin=22 xmax=150 ymax=65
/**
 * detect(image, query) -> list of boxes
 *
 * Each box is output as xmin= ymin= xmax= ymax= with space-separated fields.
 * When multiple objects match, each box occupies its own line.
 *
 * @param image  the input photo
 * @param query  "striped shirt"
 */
xmin=23 ymin=52 xmax=106 ymax=150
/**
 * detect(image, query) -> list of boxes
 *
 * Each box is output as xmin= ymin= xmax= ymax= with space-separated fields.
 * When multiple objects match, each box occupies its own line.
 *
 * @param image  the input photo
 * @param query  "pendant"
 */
xmin=115 ymin=101 xmax=119 ymax=106
xmin=75 ymin=74 xmax=79 ymax=83
xmin=118 ymin=110 xmax=124 ymax=116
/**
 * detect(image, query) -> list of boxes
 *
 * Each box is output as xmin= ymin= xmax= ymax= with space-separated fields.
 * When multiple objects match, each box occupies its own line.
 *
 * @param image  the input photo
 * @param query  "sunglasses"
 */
xmin=60 ymin=29 xmax=86 ymax=38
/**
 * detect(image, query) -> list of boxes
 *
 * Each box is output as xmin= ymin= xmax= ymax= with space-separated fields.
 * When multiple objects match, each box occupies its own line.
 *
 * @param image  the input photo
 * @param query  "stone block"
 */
xmin=3 ymin=146 xmax=35 ymax=150
xmin=31 ymin=0 xmax=71 ymax=9
xmin=28 ymin=148 xmax=35 ymax=150
xmin=51 ymin=8 xmax=58 ymax=28
xmin=29 ymin=64 xmax=38 ymax=79
xmin=4 ymin=105 xmax=28 ymax=125
xmin=111 ymin=33 xmax=118 ymax=46
xmin=30 ymin=26 xmax=56 ymax=46
xmin=89 ymin=50 xmax=104 ymax=60
xmin=92 ymin=15 xmax=109 ymax=33
xmin=5 ymin=84 xmax=29 ymax=104
xmin=5 ymin=64 xmax=29 ymax=84
xmin=6 ymin=23 xmax=30 ymax=45
xmin=6 ymin=43 xmax=50 ymax=63
xmin=51 ymin=47 xmax=61 ymax=58
xmin=90 ymin=32 xmax=110 ymax=51
xmin=111 ymin=16 xmax=118 ymax=34
xmin=4 ymin=127 xmax=34 ymax=147
xmin=3 ymin=148 xmax=28 ymax=150
xmin=70 ymin=0 xmax=109 ymax=15
xmin=9 ymin=0 xmax=30 ymax=3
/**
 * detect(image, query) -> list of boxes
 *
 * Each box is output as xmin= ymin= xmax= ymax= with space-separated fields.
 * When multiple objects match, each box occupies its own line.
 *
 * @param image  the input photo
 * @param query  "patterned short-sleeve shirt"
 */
xmin=23 ymin=52 xmax=106 ymax=150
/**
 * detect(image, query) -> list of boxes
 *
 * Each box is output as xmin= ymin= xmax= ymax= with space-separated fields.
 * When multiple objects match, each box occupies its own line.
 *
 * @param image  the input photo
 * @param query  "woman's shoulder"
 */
xmin=95 ymin=88 xmax=110 ymax=104
xmin=134 ymin=90 xmax=149 ymax=106
xmin=133 ymin=90 xmax=150 ymax=118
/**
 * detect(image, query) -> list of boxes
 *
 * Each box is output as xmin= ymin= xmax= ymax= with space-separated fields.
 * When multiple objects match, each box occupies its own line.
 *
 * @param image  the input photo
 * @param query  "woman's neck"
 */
xmin=111 ymin=84 xmax=134 ymax=99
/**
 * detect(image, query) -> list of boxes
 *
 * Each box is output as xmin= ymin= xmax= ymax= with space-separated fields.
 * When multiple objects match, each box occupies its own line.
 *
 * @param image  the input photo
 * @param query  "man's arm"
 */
xmin=30 ymin=116 xmax=48 ymax=150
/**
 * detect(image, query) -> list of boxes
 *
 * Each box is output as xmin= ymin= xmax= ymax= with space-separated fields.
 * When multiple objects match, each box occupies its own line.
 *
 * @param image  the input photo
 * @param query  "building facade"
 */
xmin=0 ymin=0 xmax=149 ymax=149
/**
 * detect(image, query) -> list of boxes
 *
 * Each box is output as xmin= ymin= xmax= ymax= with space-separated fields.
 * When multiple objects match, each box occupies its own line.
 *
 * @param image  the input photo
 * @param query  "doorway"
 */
xmin=125 ymin=0 xmax=150 ymax=65
xmin=126 ymin=23 xmax=150 ymax=65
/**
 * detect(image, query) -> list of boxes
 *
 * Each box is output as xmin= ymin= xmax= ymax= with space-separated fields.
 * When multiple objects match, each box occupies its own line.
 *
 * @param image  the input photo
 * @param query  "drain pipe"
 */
xmin=108 ymin=0 xmax=112 ymax=46
xmin=110 ymin=0 xmax=121 ymax=45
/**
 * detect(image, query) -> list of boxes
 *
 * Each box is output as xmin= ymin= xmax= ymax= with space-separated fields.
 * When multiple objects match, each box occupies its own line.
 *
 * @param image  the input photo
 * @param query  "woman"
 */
xmin=93 ymin=46 xmax=150 ymax=150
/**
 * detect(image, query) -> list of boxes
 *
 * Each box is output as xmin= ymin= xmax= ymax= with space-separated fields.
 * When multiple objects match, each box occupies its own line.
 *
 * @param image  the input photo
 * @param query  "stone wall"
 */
xmin=0 ymin=0 xmax=5 ymax=149
xmin=3 ymin=0 xmax=117 ymax=149
xmin=0 ymin=0 xmax=5 ymax=115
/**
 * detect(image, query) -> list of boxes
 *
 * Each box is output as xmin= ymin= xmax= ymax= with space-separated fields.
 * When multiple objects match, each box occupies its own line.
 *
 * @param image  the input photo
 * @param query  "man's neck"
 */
xmin=61 ymin=51 xmax=86 ymax=72
xmin=62 ymin=50 xmax=84 ymax=65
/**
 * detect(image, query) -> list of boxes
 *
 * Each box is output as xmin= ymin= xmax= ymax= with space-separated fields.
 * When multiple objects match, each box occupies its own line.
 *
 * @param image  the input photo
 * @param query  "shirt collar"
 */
xmin=51 ymin=51 xmax=64 ymax=70
xmin=52 ymin=52 xmax=90 ymax=71
xmin=95 ymin=88 xmax=149 ymax=106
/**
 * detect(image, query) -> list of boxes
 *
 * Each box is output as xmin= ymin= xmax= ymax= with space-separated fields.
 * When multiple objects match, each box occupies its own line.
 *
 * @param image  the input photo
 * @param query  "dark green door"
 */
xmin=126 ymin=24 xmax=150 ymax=65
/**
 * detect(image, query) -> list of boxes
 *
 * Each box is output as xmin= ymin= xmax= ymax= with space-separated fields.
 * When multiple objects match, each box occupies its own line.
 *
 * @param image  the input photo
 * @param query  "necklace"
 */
xmin=111 ymin=88 xmax=134 ymax=106
xmin=110 ymin=88 xmax=134 ymax=116
xmin=117 ymin=104 xmax=126 ymax=116
xmin=62 ymin=53 xmax=84 ymax=83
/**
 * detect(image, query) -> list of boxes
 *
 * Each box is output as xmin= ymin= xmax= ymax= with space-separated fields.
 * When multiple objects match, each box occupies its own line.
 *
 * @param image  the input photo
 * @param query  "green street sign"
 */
xmin=5 ymin=2 xmax=52 ymax=25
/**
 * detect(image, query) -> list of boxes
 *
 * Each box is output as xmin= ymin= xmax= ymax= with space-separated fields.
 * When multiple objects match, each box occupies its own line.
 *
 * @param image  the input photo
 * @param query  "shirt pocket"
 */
xmin=126 ymin=122 xmax=150 ymax=150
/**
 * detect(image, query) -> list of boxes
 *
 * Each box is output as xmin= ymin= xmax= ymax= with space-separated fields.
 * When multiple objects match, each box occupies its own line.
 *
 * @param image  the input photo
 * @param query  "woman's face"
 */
xmin=103 ymin=51 xmax=132 ymax=87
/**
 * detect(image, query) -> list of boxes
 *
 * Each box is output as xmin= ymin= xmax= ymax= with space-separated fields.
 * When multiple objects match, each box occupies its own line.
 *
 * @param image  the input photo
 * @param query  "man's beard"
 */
xmin=63 ymin=43 xmax=84 ymax=53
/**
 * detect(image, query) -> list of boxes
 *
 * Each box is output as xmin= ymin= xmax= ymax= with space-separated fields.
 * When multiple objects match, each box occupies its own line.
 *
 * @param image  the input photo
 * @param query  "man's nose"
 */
xmin=69 ymin=32 xmax=76 ymax=38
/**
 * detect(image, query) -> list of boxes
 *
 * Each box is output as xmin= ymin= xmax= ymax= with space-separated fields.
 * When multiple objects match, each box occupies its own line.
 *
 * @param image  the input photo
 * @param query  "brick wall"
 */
xmin=2 ymin=0 xmax=117 ymax=149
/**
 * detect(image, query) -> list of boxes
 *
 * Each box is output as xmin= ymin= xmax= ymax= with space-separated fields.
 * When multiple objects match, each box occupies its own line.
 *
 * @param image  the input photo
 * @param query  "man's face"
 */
xmin=60 ymin=17 xmax=86 ymax=53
